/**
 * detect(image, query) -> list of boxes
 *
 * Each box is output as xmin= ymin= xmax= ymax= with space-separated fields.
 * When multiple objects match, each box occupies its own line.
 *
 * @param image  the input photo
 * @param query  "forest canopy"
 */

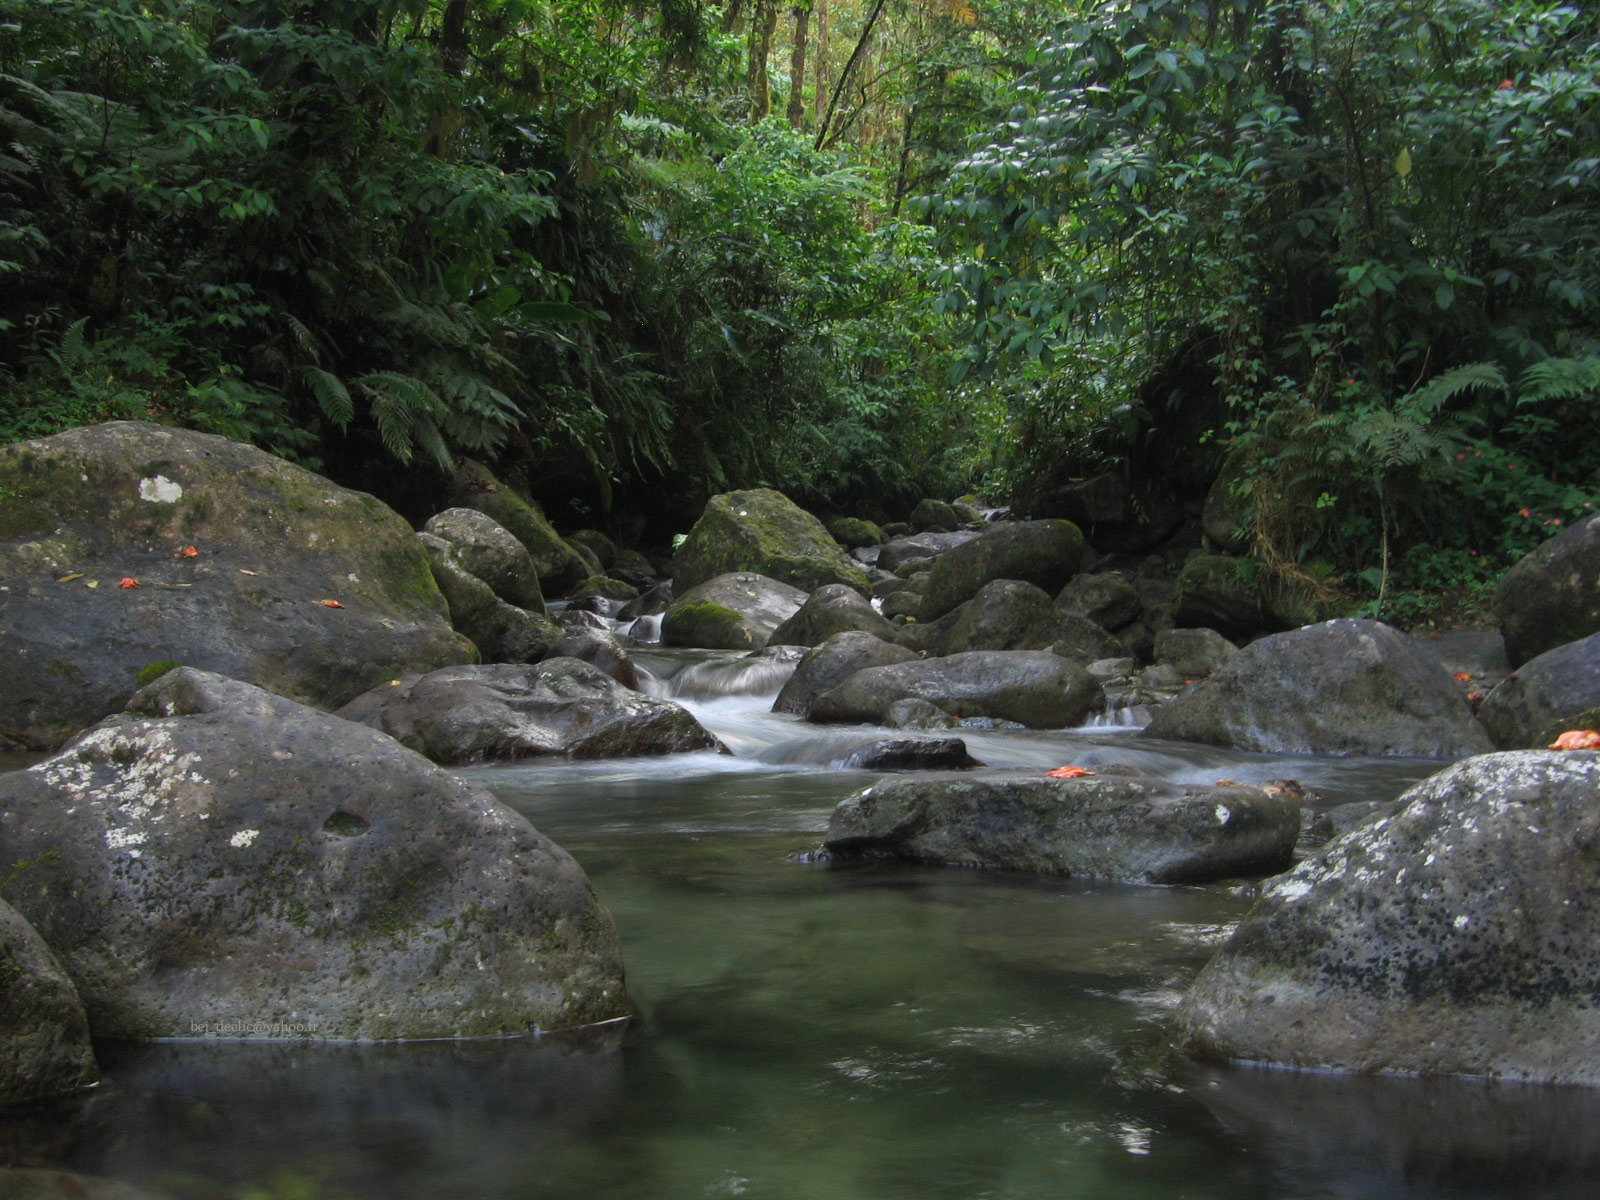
xmin=3 ymin=0 xmax=1597 ymax=613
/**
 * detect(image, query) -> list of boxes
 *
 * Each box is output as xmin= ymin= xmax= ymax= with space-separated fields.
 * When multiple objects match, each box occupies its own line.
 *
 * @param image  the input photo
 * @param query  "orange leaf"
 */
xmin=1467 ymin=691 xmax=1483 ymax=702
xmin=316 ymin=599 xmax=344 ymax=609
xmin=1214 ymin=779 xmax=1240 ymax=787
xmin=1549 ymin=729 xmax=1600 ymax=750
xmin=175 ymin=545 xmax=199 ymax=558
xmin=1047 ymin=765 xmax=1095 ymax=779
xmin=1453 ymin=672 xmax=1472 ymax=682
xmin=119 ymin=577 xmax=141 ymax=589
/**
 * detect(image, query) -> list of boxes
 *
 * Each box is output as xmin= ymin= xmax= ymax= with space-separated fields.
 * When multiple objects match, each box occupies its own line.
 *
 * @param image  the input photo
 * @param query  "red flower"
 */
xmin=1519 ymin=508 xmax=1532 ymax=517
xmin=1498 ymin=79 xmax=1514 ymax=91
xmin=1554 ymin=518 xmax=1563 ymax=526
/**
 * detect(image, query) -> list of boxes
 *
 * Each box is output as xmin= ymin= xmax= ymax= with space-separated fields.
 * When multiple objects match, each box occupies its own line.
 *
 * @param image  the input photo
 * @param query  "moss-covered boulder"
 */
xmin=0 ymin=668 xmax=629 ymax=1040
xmin=568 ymin=528 xmax=619 ymax=570
xmin=809 ymin=650 xmax=1102 ymax=729
xmin=418 ymin=533 xmax=559 ymax=664
xmin=827 ymin=516 xmax=885 ymax=548
xmin=938 ymin=580 xmax=1117 ymax=660
xmin=0 ymin=899 xmax=98 ymax=1103
xmin=422 ymin=508 xmax=544 ymax=612
xmin=660 ymin=572 xmax=807 ymax=650
xmin=1496 ymin=514 xmax=1600 ymax=667
xmin=568 ymin=576 xmax=641 ymax=604
xmin=672 ymin=488 xmax=869 ymax=593
xmin=768 ymin=583 xmax=900 ymax=648
xmin=921 ymin=520 xmax=1087 ymax=620
xmin=909 ymin=498 xmax=963 ymax=531
xmin=1173 ymin=554 xmax=1269 ymax=638
xmin=0 ymin=422 xmax=473 ymax=749
xmin=448 ymin=459 xmax=590 ymax=593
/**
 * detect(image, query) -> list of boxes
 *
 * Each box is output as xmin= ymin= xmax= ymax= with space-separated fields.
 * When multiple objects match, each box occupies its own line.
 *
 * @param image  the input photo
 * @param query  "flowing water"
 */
xmin=6 ymin=650 xmax=1600 ymax=1199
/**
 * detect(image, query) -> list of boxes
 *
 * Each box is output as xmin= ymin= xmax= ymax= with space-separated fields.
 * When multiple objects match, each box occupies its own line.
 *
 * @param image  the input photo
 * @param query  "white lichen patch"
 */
xmin=1214 ymin=804 xmax=1232 ymax=825
xmin=104 ymin=827 xmax=148 ymax=852
xmin=229 ymin=829 xmax=260 ymax=848
xmin=1272 ymin=877 xmax=1315 ymax=903
xmin=138 ymin=475 xmax=184 ymax=503
xmin=1454 ymin=915 xmax=1471 ymax=930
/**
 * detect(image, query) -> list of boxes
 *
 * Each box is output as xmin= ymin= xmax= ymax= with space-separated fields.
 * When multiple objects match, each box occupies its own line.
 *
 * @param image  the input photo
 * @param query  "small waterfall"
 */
xmin=661 ymin=651 xmax=802 ymax=702
xmin=615 ymin=613 xmax=662 ymax=643
xmin=1082 ymin=704 xmax=1155 ymax=730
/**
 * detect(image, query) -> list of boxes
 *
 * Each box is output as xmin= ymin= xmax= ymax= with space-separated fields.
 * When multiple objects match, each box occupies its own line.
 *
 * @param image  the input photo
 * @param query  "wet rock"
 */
xmin=2 ymin=668 xmax=629 ymax=1039
xmin=936 ymin=580 xmax=1089 ymax=656
xmin=1056 ymin=571 xmax=1140 ymax=631
xmin=809 ymin=651 xmax=1102 ymax=729
xmin=772 ymin=631 xmax=919 ymax=718
xmin=567 ymin=576 xmax=640 ymax=605
xmin=339 ymin=658 xmax=718 ymax=763
xmin=837 ymin=737 xmax=980 ymax=770
xmin=921 ymin=520 xmax=1087 ymax=620
xmin=1154 ymin=628 xmax=1239 ymax=677
xmin=672 ymin=488 xmax=868 ymax=593
xmin=607 ymin=547 xmax=658 ymax=589
xmin=1479 ymin=631 xmax=1600 ymax=749
xmin=448 ymin=460 xmax=590 ymax=593
xmin=0 ymin=899 xmax=97 ymax=1103
xmin=768 ymin=583 xmax=901 ymax=648
xmin=883 ymin=698 xmax=959 ymax=730
xmin=824 ymin=771 xmax=1301 ymax=884
xmin=1173 ymin=751 xmax=1600 ymax=1084
xmin=660 ymin=572 xmax=808 ymax=650
xmin=1143 ymin=619 xmax=1493 ymax=758
xmin=552 ymin=611 xmax=639 ymax=687
xmin=419 ymin=533 xmax=560 ymax=663
xmin=878 ymin=531 xmax=978 ymax=575
xmin=1048 ymin=615 xmax=1126 ymax=664
xmin=567 ymin=529 xmax=618 ymax=570
xmin=828 ymin=517 xmax=886 ymax=548
xmin=1173 ymin=554 xmax=1270 ymax=639
xmin=1304 ymin=799 xmax=1399 ymax=847
xmin=422 ymin=508 xmax=545 ymax=611
xmin=1496 ymin=514 xmax=1600 ymax=667
xmin=910 ymin=499 xmax=963 ymax=532
xmin=618 ymin=580 xmax=673 ymax=620
xmin=880 ymin=591 xmax=922 ymax=621
xmin=0 ymin=421 xmax=473 ymax=749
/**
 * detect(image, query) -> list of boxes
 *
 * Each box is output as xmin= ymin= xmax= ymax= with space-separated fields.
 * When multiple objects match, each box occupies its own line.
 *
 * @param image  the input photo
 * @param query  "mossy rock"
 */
xmin=564 ymin=537 xmax=603 ymax=579
xmin=827 ymin=517 xmax=886 ymax=548
xmin=1173 ymin=554 xmax=1269 ymax=639
xmin=921 ymin=520 xmax=1087 ymax=620
xmin=672 ymin=488 xmax=869 ymax=593
xmin=909 ymin=499 xmax=962 ymax=532
xmin=660 ymin=572 xmax=807 ymax=650
xmin=568 ymin=529 xmax=619 ymax=569
xmin=0 ymin=422 xmax=473 ymax=750
xmin=448 ymin=460 xmax=589 ymax=592
xmin=568 ymin=575 xmax=640 ymax=603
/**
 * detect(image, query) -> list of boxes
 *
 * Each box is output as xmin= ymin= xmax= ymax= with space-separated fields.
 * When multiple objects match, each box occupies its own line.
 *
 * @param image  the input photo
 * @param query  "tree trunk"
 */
xmin=747 ymin=1 xmax=779 ymax=120
xmin=439 ymin=0 xmax=470 ymax=77
xmin=814 ymin=0 xmax=885 ymax=150
xmin=813 ymin=0 xmax=828 ymax=125
xmin=787 ymin=5 xmax=810 ymax=129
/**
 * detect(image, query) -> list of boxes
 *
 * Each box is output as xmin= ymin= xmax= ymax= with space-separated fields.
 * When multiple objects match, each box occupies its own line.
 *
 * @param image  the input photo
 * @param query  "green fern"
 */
xmin=1399 ymin=363 xmax=1508 ymax=417
xmin=1517 ymin=356 xmax=1600 ymax=405
xmin=297 ymin=365 xmax=353 ymax=428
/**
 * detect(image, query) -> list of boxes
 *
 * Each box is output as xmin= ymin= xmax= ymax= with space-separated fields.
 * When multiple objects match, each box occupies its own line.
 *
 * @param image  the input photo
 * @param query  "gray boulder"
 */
xmin=660 ymin=572 xmax=808 ymax=650
xmin=1056 ymin=571 xmax=1140 ymax=631
xmin=0 ymin=668 xmax=629 ymax=1039
xmin=1173 ymin=751 xmax=1600 ymax=1084
xmin=0 ymin=899 xmax=97 ymax=1102
xmin=809 ymin=651 xmax=1102 ymax=729
xmin=672 ymin=488 xmax=868 ymax=593
xmin=824 ymin=771 xmax=1301 ymax=884
xmin=909 ymin=498 xmax=963 ymax=532
xmin=419 ymin=532 xmax=560 ymax=663
xmin=1496 ymin=514 xmax=1600 ymax=666
xmin=837 ymin=737 xmax=980 ymax=770
xmin=0 ymin=422 xmax=473 ymax=749
xmin=448 ymin=460 xmax=590 ymax=592
xmin=877 ymin=531 xmax=977 ymax=575
xmin=768 ymin=583 xmax=900 ymax=648
xmin=921 ymin=520 xmax=1087 ymax=620
xmin=551 ymin=611 xmax=639 ymax=687
xmin=880 ymin=591 xmax=922 ymax=621
xmin=422 ymin=508 xmax=544 ymax=611
xmin=939 ymin=580 xmax=1081 ymax=655
xmin=1479 ymin=631 xmax=1600 ymax=749
xmin=772 ymin=631 xmax=919 ymax=718
xmin=1143 ymin=619 xmax=1493 ymax=757
xmin=1154 ymin=627 xmax=1239 ymax=678
xmin=883 ymin=698 xmax=959 ymax=730
xmin=338 ymin=659 xmax=721 ymax=764
xmin=567 ymin=529 xmax=618 ymax=570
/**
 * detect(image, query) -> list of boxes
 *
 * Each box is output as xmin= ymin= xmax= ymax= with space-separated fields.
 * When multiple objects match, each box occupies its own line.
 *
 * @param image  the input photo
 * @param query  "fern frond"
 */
xmin=1399 ymin=363 xmax=1508 ymax=418
xmin=1517 ymin=356 xmax=1600 ymax=405
xmin=411 ymin=414 xmax=455 ymax=473
xmin=50 ymin=316 xmax=90 ymax=374
xmin=284 ymin=313 xmax=323 ymax=365
xmin=357 ymin=370 xmax=445 ymax=415
xmin=362 ymin=384 xmax=415 ymax=464
xmin=297 ymin=365 xmax=353 ymax=428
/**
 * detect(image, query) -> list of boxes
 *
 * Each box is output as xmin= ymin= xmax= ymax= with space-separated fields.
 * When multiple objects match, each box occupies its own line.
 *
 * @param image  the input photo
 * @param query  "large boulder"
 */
xmin=0 ymin=668 xmax=629 ymax=1039
xmin=772 ymin=631 xmax=919 ymax=718
xmin=672 ymin=488 xmax=868 ymax=593
xmin=550 ymin=611 xmax=639 ymax=687
xmin=768 ymin=583 xmax=900 ymax=648
xmin=0 ymin=899 xmax=97 ymax=1103
xmin=823 ymin=771 xmax=1301 ymax=884
xmin=1173 ymin=751 xmax=1600 ymax=1084
xmin=827 ymin=517 xmax=885 ymax=548
xmin=1143 ymin=619 xmax=1493 ymax=758
xmin=809 ymin=651 xmax=1102 ymax=729
xmin=909 ymin=498 xmax=963 ymax=531
xmin=877 ymin=531 xmax=977 ymax=575
xmin=448 ymin=459 xmax=590 ymax=593
xmin=1154 ymin=627 xmax=1239 ymax=678
xmin=660 ymin=572 xmax=807 ymax=650
xmin=418 ymin=532 xmax=560 ymax=663
xmin=920 ymin=520 xmax=1087 ymax=620
xmin=1173 ymin=554 xmax=1270 ymax=639
xmin=337 ymin=659 xmax=722 ymax=764
xmin=0 ymin=422 xmax=474 ymax=749
xmin=1497 ymin=515 xmax=1600 ymax=667
xmin=421 ymin=508 xmax=544 ymax=611
xmin=1479 ymin=631 xmax=1600 ymax=749
xmin=939 ymin=580 xmax=1079 ymax=655
xmin=1056 ymin=571 xmax=1140 ymax=631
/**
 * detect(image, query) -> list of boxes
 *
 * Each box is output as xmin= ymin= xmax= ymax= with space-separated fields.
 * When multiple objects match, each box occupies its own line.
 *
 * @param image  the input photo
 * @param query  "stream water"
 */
xmin=6 ymin=649 xmax=1600 ymax=1199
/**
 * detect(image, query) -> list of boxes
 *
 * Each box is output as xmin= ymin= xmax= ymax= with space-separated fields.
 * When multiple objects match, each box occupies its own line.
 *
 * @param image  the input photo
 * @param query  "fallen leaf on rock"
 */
xmin=1047 ymin=766 xmax=1095 ymax=779
xmin=239 ymin=569 xmax=259 ymax=576
xmin=85 ymin=579 xmax=99 ymax=589
xmin=1550 ymin=729 xmax=1600 ymax=750
xmin=1467 ymin=690 xmax=1483 ymax=702
xmin=175 ymin=545 xmax=199 ymax=558
xmin=1453 ymin=672 xmax=1472 ymax=682
xmin=316 ymin=599 xmax=344 ymax=609
xmin=58 ymin=572 xmax=84 ymax=583
xmin=1214 ymin=779 xmax=1240 ymax=787
xmin=119 ymin=577 xmax=141 ymax=589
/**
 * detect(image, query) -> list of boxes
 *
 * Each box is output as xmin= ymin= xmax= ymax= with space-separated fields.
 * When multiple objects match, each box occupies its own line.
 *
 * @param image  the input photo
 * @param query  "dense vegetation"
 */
xmin=3 ymin=0 xmax=1597 ymax=616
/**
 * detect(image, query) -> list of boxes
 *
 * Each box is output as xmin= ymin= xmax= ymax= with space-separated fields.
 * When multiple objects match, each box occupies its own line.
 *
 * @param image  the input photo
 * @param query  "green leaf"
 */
xmin=1434 ymin=281 xmax=1454 ymax=310
xmin=517 ymin=301 xmax=590 ymax=324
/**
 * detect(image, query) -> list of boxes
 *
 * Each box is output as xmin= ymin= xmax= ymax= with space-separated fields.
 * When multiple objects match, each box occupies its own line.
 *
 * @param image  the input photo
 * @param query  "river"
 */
xmin=5 ymin=648 xmax=1600 ymax=1199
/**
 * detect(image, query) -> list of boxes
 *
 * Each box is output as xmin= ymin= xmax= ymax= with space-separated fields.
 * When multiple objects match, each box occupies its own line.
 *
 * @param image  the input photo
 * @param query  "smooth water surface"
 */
xmin=7 ymin=651 xmax=1600 ymax=1199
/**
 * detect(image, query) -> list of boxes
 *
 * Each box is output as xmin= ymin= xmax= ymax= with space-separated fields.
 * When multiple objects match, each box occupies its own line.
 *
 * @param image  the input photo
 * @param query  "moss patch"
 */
xmin=135 ymin=660 xmax=183 ymax=688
